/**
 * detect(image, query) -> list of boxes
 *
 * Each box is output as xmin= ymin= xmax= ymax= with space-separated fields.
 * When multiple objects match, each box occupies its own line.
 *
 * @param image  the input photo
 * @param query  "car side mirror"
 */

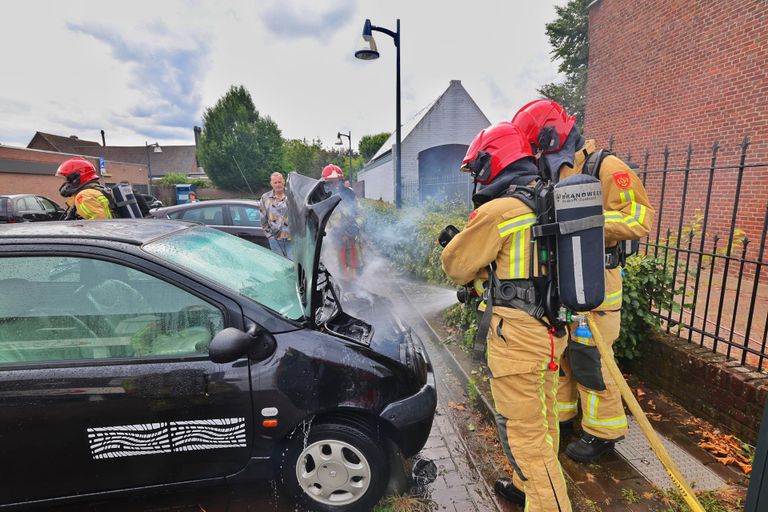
xmin=209 ymin=324 xmax=276 ymax=363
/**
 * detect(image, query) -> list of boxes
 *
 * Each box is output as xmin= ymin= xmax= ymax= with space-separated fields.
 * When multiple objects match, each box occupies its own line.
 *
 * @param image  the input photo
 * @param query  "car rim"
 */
xmin=295 ymin=439 xmax=371 ymax=506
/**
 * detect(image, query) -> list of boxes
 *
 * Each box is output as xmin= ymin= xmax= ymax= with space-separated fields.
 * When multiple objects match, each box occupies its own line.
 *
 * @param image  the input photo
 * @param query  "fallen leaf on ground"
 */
xmin=447 ymin=401 xmax=466 ymax=411
xmin=468 ymin=423 xmax=476 ymax=432
xmin=694 ymin=428 xmax=753 ymax=474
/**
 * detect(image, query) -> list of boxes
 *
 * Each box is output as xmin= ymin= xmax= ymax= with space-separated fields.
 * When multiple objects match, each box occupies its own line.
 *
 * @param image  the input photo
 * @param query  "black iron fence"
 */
xmin=613 ymin=136 xmax=768 ymax=371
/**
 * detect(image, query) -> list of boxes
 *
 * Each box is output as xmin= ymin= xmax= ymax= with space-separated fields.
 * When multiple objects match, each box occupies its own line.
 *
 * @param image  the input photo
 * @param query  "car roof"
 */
xmin=0 ymin=219 xmax=197 ymax=245
xmin=0 ymin=194 xmax=41 ymax=198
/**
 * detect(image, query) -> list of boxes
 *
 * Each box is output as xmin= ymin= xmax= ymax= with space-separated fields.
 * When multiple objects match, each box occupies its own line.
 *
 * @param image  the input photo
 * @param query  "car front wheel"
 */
xmin=281 ymin=420 xmax=389 ymax=512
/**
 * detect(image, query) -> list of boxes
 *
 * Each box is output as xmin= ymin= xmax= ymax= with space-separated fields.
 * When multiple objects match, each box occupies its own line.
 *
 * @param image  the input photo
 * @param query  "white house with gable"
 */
xmin=357 ymin=80 xmax=491 ymax=205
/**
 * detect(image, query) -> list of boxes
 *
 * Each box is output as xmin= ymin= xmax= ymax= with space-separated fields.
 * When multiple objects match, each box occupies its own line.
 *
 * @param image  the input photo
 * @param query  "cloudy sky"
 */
xmin=0 ymin=0 xmax=564 ymax=149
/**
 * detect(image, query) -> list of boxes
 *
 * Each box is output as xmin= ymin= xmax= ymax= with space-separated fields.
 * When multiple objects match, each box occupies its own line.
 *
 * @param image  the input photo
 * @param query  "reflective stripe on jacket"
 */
xmin=68 ymin=188 xmax=114 ymax=220
xmin=441 ymin=196 xmax=539 ymax=319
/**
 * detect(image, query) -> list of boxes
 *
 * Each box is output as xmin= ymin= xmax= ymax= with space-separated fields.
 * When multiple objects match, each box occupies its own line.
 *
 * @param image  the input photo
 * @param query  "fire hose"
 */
xmin=586 ymin=313 xmax=705 ymax=512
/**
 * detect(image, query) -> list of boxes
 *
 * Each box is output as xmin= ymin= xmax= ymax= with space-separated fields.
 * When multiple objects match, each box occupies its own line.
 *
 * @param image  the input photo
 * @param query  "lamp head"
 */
xmin=335 ymin=133 xmax=344 ymax=146
xmin=355 ymin=19 xmax=379 ymax=60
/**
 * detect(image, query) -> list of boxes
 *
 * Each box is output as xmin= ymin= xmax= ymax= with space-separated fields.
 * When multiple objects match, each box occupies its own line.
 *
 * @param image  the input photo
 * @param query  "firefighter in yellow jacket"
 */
xmin=56 ymin=157 xmax=114 ymax=220
xmin=440 ymin=122 xmax=571 ymax=511
xmin=513 ymin=100 xmax=655 ymax=462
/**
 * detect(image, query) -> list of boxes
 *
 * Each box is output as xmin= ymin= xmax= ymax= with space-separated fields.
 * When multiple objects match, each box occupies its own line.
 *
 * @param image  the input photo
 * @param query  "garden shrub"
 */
xmin=615 ymin=253 xmax=679 ymax=360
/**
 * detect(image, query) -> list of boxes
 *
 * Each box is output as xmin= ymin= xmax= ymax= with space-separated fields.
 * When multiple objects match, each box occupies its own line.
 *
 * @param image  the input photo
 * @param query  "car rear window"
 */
xmin=143 ymin=226 xmax=303 ymax=320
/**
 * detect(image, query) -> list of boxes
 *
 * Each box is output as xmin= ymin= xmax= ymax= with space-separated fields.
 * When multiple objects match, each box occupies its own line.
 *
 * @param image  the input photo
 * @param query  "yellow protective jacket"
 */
xmin=65 ymin=187 xmax=114 ymax=220
xmin=441 ymin=196 xmax=538 ymax=320
xmin=561 ymin=140 xmax=655 ymax=310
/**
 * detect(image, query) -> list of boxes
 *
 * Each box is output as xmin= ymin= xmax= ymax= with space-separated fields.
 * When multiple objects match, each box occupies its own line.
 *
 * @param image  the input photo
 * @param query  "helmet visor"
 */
xmin=460 ymin=150 xmax=492 ymax=182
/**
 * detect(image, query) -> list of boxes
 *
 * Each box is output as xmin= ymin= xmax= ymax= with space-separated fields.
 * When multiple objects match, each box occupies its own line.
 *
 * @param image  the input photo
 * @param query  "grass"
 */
xmin=373 ymin=495 xmax=434 ymax=512
xmin=466 ymin=378 xmax=479 ymax=403
xmin=621 ymin=487 xmax=640 ymax=504
xmin=654 ymin=488 xmax=739 ymax=512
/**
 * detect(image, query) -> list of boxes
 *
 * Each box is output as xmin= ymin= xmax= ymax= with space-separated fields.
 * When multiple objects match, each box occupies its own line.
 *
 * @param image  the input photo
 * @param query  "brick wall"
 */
xmin=627 ymin=334 xmax=768 ymax=445
xmin=585 ymin=0 xmax=768 ymax=264
xmin=0 ymin=145 xmax=147 ymax=203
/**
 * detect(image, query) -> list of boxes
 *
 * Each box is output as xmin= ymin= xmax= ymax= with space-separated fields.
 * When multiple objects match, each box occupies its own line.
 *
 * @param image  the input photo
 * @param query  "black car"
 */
xmin=150 ymin=199 xmax=269 ymax=248
xmin=0 ymin=173 xmax=436 ymax=512
xmin=0 ymin=194 xmax=65 ymax=223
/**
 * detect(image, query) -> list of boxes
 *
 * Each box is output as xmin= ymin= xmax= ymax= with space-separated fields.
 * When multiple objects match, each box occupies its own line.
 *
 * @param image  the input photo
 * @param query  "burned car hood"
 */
xmin=286 ymin=172 xmax=342 ymax=326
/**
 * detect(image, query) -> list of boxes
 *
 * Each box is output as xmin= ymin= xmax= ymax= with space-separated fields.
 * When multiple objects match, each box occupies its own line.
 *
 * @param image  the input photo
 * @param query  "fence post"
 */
xmin=670 ymin=144 xmax=693 ymax=333
xmin=745 ymin=401 xmax=768 ymax=511
xmin=713 ymin=136 xmax=750 ymax=358
xmin=654 ymin=146 xmax=670 ymax=258
xmin=688 ymin=141 xmax=720 ymax=344
xmin=745 ymin=205 xmax=768 ymax=369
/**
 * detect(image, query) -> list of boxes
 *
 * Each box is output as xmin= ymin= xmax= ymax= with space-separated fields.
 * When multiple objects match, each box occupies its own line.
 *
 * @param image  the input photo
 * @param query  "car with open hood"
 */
xmin=0 ymin=172 xmax=436 ymax=512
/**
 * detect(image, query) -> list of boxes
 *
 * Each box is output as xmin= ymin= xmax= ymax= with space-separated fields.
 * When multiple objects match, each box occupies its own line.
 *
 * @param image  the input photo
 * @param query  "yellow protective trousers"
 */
xmin=557 ymin=310 xmax=628 ymax=440
xmin=489 ymin=309 xmax=571 ymax=512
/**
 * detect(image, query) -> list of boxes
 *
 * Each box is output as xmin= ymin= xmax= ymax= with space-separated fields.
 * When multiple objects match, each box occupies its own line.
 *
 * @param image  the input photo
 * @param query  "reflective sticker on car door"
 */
xmin=87 ymin=417 xmax=246 ymax=459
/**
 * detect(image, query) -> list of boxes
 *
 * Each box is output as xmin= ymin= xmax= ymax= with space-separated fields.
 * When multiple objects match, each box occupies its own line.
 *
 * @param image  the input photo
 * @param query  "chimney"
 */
xmin=100 ymin=130 xmax=106 ymax=146
xmin=194 ymin=126 xmax=202 ymax=167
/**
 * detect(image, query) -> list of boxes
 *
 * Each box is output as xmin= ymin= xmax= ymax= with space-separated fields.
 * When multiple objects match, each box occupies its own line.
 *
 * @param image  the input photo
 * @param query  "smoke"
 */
xmin=320 ymin=202 xmax=460 ymax=323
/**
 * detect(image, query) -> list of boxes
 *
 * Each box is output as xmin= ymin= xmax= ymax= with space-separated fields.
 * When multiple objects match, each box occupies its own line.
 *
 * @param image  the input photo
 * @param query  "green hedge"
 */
xmin=360 ymin=199 xmax=470 ymax=286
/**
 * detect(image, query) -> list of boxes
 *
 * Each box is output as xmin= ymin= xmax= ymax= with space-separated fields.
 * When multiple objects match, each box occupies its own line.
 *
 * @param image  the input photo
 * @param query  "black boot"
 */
xmin=565 ymin=433 xmax=621 ymax=463
xmin=494 ymin=477 xmax=525 ymax=505
xmin=559 ymin=419 xmax=574 ymax=437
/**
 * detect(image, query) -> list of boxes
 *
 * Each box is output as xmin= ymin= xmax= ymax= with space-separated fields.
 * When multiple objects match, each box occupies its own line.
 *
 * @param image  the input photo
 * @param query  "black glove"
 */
xmin=438 ymin=225 xmax=460 ymax=248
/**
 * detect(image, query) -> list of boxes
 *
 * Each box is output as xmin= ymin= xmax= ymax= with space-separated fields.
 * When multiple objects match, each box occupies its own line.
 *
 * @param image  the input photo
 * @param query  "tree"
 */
xmin=282 ymin=138 xmax=362 ymax=181
xmin=538 ymin=0 xmax=589 ymax=127
xmin=282 ymin=138 xmax=324 ymax=178
xmin=358 ymin=132 xmax=391 ymax=162
xmin=197 ymin=85 xmax=283 ymax=193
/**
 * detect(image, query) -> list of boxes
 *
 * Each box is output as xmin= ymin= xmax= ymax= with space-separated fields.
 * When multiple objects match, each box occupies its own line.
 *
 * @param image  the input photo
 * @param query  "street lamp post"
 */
xmin=145 ymin=141 xmax=162 ymax=196
xmin=335 ymin=131 xmax=352 ymax=181
xmin=355 ymin=18 xmax=401 ymax=208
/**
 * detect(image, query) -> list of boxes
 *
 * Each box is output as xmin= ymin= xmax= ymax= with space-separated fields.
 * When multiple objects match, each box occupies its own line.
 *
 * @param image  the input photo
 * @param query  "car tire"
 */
xmin=280 ymin=420 xmax=390 ymax=512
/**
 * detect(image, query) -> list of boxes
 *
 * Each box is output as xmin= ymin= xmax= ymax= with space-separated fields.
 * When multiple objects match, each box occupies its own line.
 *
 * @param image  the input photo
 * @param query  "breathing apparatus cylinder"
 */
xmin=553 ymin=174 xmax=606 ymax=311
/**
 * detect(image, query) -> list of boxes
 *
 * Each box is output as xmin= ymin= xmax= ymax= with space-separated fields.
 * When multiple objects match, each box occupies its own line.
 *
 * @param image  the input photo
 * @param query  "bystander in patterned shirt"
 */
xmin=259 ymin=190 xmax=291 ymax=241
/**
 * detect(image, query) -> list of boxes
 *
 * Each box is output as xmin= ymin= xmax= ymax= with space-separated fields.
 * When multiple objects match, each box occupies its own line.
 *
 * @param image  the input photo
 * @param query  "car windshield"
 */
xmin=143 ymin=226 xmax=303 ymax=320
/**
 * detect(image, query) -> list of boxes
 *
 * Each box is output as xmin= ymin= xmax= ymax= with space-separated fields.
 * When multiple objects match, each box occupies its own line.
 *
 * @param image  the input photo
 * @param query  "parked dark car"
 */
xmin=150 ymin=199 xmax=269 ymax=248
xmin=138 ymin=193 xmax=164 ymax=210
xmin=0 ymin=194 xmax=65 ymax=223
xmin=0 ymin=173 xmax=436 ymax=512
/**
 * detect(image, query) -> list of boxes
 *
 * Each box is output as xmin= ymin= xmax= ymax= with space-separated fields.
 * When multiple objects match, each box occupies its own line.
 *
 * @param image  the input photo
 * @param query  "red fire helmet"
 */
xmin=321 ymin=164 xmax=344 ymax=181
xmin=55 ymin=157 xmax=99 ymax=187
xmin=511 ymin=99 xmax=576 ymax=154
xmin=460 ymin=122 xmax=533 ymax=185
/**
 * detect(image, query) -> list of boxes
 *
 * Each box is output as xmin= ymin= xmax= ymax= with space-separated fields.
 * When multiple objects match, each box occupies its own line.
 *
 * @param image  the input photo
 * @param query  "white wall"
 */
xmin=401 ymin=82 xmax=490 ymax=185
xmin=357 ymin=81 xmax=490 ymax=204
xmin=357 ymin=153 xmax=394 ymax=202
